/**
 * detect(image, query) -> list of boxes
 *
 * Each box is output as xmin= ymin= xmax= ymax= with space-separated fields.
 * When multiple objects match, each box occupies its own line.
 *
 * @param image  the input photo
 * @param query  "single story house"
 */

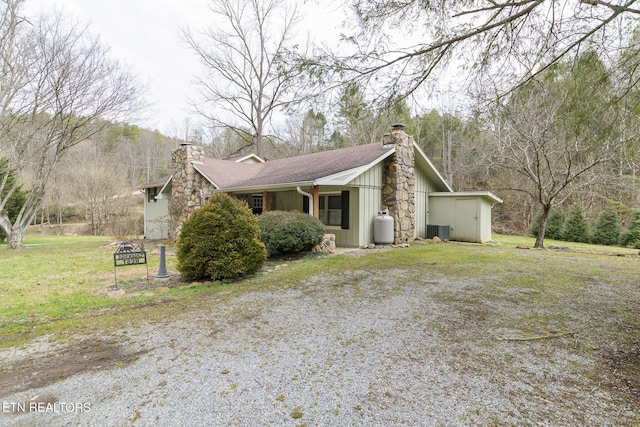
xmin=143 ymin=125 xmax=502 ymax=246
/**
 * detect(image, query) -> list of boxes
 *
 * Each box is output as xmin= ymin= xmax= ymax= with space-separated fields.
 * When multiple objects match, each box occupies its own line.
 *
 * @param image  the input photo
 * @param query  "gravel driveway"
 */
xmin=1 ymin=255 xmax=638 ymax=426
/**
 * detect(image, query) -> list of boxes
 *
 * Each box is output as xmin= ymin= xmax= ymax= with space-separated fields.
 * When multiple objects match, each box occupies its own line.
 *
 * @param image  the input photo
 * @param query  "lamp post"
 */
xmin=155 ymin=245 xmax=170 ymax=279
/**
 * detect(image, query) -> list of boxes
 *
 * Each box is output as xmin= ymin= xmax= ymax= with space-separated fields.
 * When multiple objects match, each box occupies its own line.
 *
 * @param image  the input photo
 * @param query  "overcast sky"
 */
xmin=25 ymin=0 xmax=345 ymax=134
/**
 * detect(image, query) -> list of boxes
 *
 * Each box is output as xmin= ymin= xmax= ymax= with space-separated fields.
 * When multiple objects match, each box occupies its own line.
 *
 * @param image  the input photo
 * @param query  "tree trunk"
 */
xmin=7 ymin=226 xmax=25 ymax=249
xmin=534 ymin=204 xmax=551 ymax=249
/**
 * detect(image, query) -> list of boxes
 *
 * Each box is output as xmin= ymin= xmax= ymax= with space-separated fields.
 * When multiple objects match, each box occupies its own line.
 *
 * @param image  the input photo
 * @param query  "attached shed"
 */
xmin=428 ymin=192 xmax=503 ymax=243
xmin=142 ymin=176 xmax=172 ymax=240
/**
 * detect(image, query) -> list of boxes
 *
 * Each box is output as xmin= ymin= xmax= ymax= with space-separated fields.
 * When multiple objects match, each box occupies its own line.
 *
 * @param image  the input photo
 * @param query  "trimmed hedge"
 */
xmin=258 ymin=210 xmax=325 ymax=256
xmin=176 ymin=193 xmax=266 ymax=281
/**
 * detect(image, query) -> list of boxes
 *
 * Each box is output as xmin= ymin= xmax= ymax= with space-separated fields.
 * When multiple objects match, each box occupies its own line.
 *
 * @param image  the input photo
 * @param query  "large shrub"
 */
xmin=176 ymin=193 xmax=266 ymax=281
xmin=561 ymin=206 xmax=590 ymax=243
xmin=619 ymin=210 xmax=640 ymax=249
xmin=590 ymin=210 xmax=621 ymax=246
xmin=258 ymin=210 xmax=325 ymax=256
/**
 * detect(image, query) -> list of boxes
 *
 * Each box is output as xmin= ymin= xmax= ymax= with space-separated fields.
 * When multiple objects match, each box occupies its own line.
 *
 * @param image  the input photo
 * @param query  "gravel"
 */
xmin=1 ymin=264 xmax=638 ymax=426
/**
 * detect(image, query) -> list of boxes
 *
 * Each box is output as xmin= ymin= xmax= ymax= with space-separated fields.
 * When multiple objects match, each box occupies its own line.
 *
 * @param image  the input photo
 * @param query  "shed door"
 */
xmin=454 ymin=199 xmax=478 ymax=242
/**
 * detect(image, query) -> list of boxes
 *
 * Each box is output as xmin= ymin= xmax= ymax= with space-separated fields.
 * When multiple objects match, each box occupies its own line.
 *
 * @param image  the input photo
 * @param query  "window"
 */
xmin=252 ymin=195 xmax=263 ymax=215
xmin=318 ymin=194 xmax=342 ymax=227
xmin=147 ymin=187 xmax=158 ymax=203
xmin=252 ymin=196 xmax=263 ymax=209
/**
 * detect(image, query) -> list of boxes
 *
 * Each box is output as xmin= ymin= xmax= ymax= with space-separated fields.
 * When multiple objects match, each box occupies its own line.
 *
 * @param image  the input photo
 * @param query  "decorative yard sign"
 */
xmin=113 ymin=241 xmax=148 ymax=287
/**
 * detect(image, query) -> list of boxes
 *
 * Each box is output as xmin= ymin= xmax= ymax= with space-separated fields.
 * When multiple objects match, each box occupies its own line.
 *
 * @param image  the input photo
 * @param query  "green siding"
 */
xmin=429 ymin=196 xmax=495 ymax=243
xmin=349 ymin=162 xmax=384 ymax=187
xmin=317 ymin=186 xmax=359 ymax=247
xmin=415 ymin=167 xmax=431 ymax=238
xmin=479 ymin=200 xmax=493 ymax=242
xmin=349 ymin=163 xmax=384 ymax=246
xmin=144 ymin=188 xmax=170 ymax=239
xmin=273 ymin=190 xmax=302 ymax=211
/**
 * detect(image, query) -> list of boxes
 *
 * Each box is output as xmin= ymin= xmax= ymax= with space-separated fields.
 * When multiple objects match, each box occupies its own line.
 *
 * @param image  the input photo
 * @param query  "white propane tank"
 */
xmin=374 ymin=209 xmax=394 ymax=244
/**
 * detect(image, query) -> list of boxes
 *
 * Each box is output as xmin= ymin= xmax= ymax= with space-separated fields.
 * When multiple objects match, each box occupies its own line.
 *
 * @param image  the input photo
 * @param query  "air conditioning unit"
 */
xmin=426 ymin=224 xmax=450 ymax=241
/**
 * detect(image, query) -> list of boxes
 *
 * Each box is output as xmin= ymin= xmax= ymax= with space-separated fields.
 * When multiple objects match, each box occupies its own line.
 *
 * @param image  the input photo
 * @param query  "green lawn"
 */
xmin=1 ymin=234 xmax=638 ymax=348
xmin=0 ymin=236 xmax=181 ymax=343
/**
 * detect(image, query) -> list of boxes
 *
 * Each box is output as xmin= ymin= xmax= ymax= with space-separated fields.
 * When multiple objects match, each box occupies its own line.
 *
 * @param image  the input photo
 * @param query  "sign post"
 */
xmin=113 ymin=241 xmax=148 ymax=288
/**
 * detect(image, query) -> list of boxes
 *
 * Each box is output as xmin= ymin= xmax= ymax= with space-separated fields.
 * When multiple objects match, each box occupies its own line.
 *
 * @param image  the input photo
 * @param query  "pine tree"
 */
xmin=546 ymin=208 xmax=565 ymax=240
xmin=620 ymin=210 xmax=640 ymax=249
xmin=561 ymin=206 xmax=590 ymax=243
xmin=529 ymin=211 xmax=542 ymax=238
xmin=590 ymin=210 xmax=621 ymax=246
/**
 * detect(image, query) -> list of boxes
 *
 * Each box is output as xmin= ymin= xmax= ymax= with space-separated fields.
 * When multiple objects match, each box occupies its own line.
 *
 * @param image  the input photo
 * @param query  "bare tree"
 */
xmin=486 ymin=53 xmax=620 ymax=248
xmin=183 ymin=0 xmax=305 ymax=157
xmin=67 ymin=144 xmax=130 ymax=237
xmin=318 ymin=1 xmax=640 ymax=101
xmin=0 ymin=0 xmax=144 ymax=249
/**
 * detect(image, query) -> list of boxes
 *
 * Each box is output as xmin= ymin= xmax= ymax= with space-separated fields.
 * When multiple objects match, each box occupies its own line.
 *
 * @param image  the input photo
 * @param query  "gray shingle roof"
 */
xmin=143 ymin=175 xmax=171 ymax=188
xmin=195 ymin=143 xmax=394 ymax=190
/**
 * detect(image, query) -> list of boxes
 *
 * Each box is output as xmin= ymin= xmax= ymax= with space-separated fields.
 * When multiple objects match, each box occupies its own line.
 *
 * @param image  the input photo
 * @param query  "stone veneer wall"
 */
xmin=169 ymin=144 xmax=215 ymax=239
xmin=382 ymin=127 xmax=416 ymax=244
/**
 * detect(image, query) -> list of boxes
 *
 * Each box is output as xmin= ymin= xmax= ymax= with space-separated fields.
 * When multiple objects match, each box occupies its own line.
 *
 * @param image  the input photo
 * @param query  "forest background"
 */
xmin=1 ymin=0 xmax=639 ymax=246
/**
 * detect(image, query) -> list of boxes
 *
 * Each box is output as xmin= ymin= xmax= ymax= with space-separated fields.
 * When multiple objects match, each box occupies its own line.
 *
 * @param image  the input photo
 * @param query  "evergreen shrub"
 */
xmin=590 ymin=210 xmax=620 ymax=246
xmin=529 ymin=208 xmax=564 ymax=240
xmin=258 ymin=210 xmax=325 ymax=256
xmin=529 ymin=211 xmax=542 ymax=237
xmin=176 ymin=193 xmax=266 ymax=281
xmin=546 ymin=208 xmax=565 ymax=240
xmin=619 ymin=210 xmax=640 ymax=249
xmin=561 ymin=206 xmax=590 ymax=243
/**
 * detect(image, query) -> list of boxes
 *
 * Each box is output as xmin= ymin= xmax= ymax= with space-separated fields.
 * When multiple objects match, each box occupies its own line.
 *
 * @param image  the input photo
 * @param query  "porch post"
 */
xmin=262 ymin=191 xmax=271 ymax=212
xmin=310 ymin=187 xmax=319 ymax=219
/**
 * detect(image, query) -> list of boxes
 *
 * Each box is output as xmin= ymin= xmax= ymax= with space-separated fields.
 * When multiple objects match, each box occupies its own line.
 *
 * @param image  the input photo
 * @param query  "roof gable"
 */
xmin=146 ymin=141 xmax=453 ymax=193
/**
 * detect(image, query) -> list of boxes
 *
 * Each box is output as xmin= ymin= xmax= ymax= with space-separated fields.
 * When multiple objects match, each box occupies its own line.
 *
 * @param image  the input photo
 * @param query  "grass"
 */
xmin=2 ymin=233 xmax=638 ymax=423
xmin=0 ymin=233 xmax=638 ymax=349
xmin=0 ymin=235 xmax=184 ymax=344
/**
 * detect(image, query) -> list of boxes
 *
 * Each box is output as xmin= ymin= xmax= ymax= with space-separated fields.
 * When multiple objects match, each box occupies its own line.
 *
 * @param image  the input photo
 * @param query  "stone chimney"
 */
xmin=169 ymin=143 xmax=206 ymax=239
xmin=382 ymin=124 xmax=416 ymax=244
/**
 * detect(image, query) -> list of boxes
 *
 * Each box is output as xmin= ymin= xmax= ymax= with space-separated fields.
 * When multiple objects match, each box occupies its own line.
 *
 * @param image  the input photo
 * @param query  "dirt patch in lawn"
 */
xmin=600 ymin=326 xmax=640 ymax=404
xmin=0 ymin=337 xmax=150 ymax=400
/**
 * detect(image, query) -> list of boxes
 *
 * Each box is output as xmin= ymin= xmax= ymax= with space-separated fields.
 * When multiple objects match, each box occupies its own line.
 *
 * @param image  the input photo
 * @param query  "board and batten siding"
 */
xmin=348 ymin=162 xmax=384 ymax=247
xmin=315 ymin=185 xmax=358 ymax=247
xmin=414 ymin=166 xmax=432 ymax=239
xmin=271 ymin=190 xmax=300 ymax=211
xmin=265 ymin=188 xmax=362 ymax=247
xmin=144 ymin=188 xmax=170 ymax=240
